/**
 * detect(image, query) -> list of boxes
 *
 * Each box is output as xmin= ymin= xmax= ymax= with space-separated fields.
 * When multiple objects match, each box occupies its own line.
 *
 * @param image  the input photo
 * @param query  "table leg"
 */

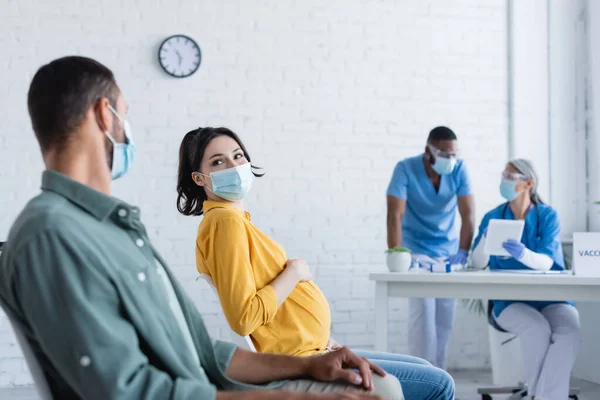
xmin=374 ymin=281 xmax=388 ymax=352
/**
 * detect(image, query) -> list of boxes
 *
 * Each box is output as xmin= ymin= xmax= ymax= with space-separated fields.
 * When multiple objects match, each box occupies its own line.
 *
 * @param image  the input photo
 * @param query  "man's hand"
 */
xmin=306 ymin=347 xmax=386 ymax=391
xmin=445 ymin=249 xmax=468 ymax=265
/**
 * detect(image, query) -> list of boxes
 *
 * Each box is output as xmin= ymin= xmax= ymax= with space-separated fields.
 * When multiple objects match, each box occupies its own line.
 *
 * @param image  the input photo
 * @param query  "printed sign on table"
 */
xmin=573 ymin=232 xmax=600 ymax=277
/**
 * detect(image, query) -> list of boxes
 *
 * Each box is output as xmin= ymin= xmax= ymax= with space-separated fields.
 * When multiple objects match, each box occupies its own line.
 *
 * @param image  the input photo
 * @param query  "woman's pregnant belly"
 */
xmin=251 ymin=281 xmax=332 ymax=356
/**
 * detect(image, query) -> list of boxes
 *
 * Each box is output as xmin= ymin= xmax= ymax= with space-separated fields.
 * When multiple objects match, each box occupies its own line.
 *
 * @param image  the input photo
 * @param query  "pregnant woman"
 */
xmin=176 ymin=126 xmax=454 ymax=400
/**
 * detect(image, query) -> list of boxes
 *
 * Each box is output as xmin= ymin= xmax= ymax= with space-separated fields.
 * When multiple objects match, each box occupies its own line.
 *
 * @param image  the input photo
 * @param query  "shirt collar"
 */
xmin=203 ymin=200 xmax=250 ymax=220
xmin=41 ymin=170 xmax=127 ymax=221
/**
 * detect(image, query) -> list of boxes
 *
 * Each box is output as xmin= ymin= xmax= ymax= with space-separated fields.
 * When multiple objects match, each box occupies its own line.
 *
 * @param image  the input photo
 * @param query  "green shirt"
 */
xmin=0 ymin=170 xmax=284 ymax=399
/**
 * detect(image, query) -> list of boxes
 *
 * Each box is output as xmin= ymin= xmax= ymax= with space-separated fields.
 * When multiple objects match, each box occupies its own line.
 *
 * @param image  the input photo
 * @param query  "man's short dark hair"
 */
xmin=427 ymin=126 xmax=457 ymax=143
xmin=27 ymin=56 xmax=119 ymax=153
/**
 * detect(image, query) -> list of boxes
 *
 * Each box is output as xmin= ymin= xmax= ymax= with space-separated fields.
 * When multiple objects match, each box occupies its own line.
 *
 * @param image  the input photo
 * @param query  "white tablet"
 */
xmin=483 ymin=219 xmax=525 ymax=256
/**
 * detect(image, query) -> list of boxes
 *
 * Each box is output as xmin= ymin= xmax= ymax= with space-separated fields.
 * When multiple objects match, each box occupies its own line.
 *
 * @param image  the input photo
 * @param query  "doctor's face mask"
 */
xmin=428 ymin=143 xmax=458 ymax=175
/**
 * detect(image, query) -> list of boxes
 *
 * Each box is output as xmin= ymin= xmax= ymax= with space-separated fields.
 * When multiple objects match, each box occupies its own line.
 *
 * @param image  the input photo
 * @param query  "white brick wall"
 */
xmin=0 ymin=0 xmax=508 ymax=387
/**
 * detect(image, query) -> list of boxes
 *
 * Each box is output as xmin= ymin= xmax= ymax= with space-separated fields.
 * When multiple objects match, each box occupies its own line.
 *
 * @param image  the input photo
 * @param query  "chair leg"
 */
xmin=482 ymin=388 xmax=578 ymax=400
xmin=477 ymin=383 xmax=527 ymax=399
xmin=506 ymin=388 xmax=528 ymax=400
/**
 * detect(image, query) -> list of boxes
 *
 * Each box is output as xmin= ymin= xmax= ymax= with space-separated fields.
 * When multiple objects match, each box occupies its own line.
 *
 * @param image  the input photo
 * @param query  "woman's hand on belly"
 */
xmin=286 ymin=259 xmax=313 ymax=281
xmin=327 ymin=337 xmax=343 ymax=351
xmin=270 ymin=259 xmax=313 ymax=307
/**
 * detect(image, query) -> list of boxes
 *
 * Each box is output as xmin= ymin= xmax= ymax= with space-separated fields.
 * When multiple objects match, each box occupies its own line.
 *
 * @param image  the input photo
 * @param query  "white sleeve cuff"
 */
xmin=471 ymin=237 xmax=489 ymax=269
xmin=519 ymin=248 xmax=553 ymax=271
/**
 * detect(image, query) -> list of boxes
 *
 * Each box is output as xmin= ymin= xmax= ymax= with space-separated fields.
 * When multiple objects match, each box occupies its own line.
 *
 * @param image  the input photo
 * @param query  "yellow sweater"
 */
xmin=196 ymin=201 xmax=331 ymax=356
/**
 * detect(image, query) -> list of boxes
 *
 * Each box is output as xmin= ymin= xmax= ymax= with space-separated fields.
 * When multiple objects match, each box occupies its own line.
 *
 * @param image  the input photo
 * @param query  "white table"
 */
xmin=370 ymin=270 xmax=600 ymax=352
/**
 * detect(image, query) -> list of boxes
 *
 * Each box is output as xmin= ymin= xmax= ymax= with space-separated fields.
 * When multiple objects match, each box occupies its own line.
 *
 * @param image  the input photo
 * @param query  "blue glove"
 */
xmin=502 ymin=239 xmax=526 ymax=260
xmin=446 ymin=249 xmax=468 ymax=265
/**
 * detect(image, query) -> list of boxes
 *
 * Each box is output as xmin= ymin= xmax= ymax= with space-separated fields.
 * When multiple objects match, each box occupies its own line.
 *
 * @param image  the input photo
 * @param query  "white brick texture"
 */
xmin=0 ymin=0 xmax=507 ymax=387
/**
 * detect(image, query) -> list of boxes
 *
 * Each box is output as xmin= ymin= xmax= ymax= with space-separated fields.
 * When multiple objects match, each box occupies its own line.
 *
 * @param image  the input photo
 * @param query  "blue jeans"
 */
xmin=352 ymin=350 xmax=455 ymax=400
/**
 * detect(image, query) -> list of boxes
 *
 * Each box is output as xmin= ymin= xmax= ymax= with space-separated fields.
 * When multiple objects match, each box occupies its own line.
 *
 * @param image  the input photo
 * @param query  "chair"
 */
xmin=477 ymin=300 xmax=579 ymax=400
xmin=6 ymin=314 xmax=54 ymax=400
xmin=197 ymin=274 xmax=257 ymax=352
xmin=0 ymin=241 xmax=53 ymax=399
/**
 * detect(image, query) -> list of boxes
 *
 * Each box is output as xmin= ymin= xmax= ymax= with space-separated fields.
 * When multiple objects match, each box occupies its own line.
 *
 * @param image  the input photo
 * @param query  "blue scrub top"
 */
xmin=386 ymin=153 xmax=472 ymax=258
xmin=473 ymin=202 xmax=574 ymax=316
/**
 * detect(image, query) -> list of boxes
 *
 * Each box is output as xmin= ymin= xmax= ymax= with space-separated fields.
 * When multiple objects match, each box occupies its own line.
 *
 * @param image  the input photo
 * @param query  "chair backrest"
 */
xmin=6 ymin=315 xmax=54 ymax=399
xmin=487 ymin=300 xmax=507 ymax=332
xmin=0 ymin=245 xmax=52 ymax=399
xmin=487 ymin=299 xmax=518 ymax=345
xmin=1 ymin=242 xmax=53 ymax=399
xmin=197 ymin=274 xmax=257 ymax=352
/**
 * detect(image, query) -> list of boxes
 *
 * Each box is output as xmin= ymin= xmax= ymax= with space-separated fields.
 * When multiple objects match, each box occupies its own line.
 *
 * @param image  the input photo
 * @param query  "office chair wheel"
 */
xmin=569 ymin=396 xmax=578 ymax=400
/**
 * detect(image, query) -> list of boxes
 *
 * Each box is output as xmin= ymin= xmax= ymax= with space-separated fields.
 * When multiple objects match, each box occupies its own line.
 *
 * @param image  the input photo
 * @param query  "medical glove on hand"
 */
xmin=502 ymin=239 xmax=526 ymax=260
xmin=446 ymin=249 xmax=468 ymax=265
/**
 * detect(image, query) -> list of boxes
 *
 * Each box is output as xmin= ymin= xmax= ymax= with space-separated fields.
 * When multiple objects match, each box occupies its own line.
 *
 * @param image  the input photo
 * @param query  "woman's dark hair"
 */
xmin=176 ymin=127 xmax=263 ymax=216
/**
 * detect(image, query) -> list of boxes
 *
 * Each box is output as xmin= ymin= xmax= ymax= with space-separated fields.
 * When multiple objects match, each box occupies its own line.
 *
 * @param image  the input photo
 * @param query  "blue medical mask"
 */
xmin=431 ymin=156 xmax=457 ymax=175
xmin=500 ymin=179 xmax=520 ymax=201
xmin=205 ymin=163 xmax=254 ymax=201
xmin=105 ymin=104 xmax=136 ymax=180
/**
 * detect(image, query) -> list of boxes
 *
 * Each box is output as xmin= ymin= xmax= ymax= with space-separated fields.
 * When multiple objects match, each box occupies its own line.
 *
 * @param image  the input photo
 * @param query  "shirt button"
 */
xmin=80 ymin=356 xmax=91 ymax=367
xmin=137 ymin=272 xmax=146 ymax=282
xmin=118 ymin=209 xmax=128 ymax=218
xmin=135 ymin=239 xmax=144 ymax=247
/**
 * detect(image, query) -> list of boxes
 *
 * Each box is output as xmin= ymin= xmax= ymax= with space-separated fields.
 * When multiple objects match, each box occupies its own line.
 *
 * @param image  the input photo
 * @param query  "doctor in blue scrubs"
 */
xmin=471 ymin=159 xmax=581 ymax=400
xmin=386 ymin=126 xmax=475 ymax=370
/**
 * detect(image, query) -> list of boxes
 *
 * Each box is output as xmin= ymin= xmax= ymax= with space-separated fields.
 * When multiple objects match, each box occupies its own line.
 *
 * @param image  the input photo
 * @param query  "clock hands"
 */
xmin=175 ymin=50 xmax=182 ymax=66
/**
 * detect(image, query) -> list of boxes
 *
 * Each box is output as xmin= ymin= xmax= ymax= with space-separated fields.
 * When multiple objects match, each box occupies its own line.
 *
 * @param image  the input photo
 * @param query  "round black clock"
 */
xmin=158 ymin=35 xmax=201 ymax=78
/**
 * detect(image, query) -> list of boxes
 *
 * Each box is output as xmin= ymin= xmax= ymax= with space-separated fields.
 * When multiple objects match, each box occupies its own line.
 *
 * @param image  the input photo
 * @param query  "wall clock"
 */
xmin=158 ymin=34 xmax=201 ymax=78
